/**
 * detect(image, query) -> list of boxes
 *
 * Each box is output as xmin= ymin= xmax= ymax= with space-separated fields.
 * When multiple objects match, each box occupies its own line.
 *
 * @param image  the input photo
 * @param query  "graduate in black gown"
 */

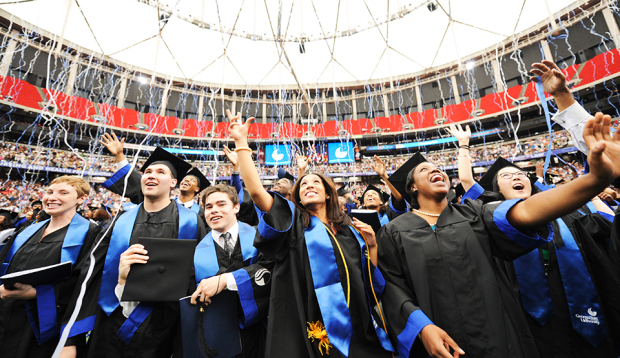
xmin=99 ymin=133 xmax=209 ymax=226
xmin=0 ymin=176 xmax=100 ymax=358
xmin=377 ymin=113 xmax=620 ymax=358
xmin=465 ymin=157 xmax=618 ymax=358
xmin=65 ymin=147 xmax=206 ymax=358
xmin=228 ymin=110 xmax=393 ymax=358
xmin=191 ymin=184 xmax=273 ymax=357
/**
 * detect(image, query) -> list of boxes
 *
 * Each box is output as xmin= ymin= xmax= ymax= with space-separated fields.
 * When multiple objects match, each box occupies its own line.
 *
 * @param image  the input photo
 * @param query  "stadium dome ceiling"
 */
xmin=1 ymin=0 xmax=578 ymax=87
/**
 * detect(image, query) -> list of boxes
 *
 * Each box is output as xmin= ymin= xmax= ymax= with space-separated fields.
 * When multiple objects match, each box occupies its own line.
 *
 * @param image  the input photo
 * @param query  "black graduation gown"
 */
xmin=378 ymin=198 xmax=550 ymax=358
xmin=103 ymin=164 xmax=208 ymax=228
xmin=69 ymin=201 xmax=206 ymax=358
xmin=254 ymin=194 xmax=392 ymax=358
xmin=205 ymin=238 xmax=273 ymax=358
xmin=0 ymin=220 xmax=99 ymax=358
xmin=499 ymin=211 xmax=619 ymax=358
xmin=237 ymin=189 xmax=259 ymax=227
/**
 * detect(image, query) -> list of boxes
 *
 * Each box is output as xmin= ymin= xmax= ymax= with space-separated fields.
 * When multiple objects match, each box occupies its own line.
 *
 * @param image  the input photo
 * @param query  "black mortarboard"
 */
xmin=31 ymin=200 xmax=42 ymax=206
xmin=0 ymin=209 xmax=19 ymax=221
xmin=447 ymin=183 xmax=466 ymax=204
xmin=277 ymin=168 xmax=295 ymax=183
xmin=360 ymin=184 xmax=390 ymax=204
xmin=185 ymin=167 xmax=211 ymax=192
xmin=478 ymin=157 xmax=539 ymax=194
xmin=122 ymin=238 xmax=197 ymax=302
xmin=388 ymin=152 xmax=427 ymax=203
xmin=337 ymin=184 xmax=350 ymax=197
xmin=140 ymin=147 xmax=192 ymax=180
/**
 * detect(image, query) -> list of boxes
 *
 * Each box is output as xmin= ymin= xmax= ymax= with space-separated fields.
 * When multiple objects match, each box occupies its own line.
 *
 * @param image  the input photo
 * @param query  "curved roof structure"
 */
xmin=0 ymin=0 xmax=579 ymax=87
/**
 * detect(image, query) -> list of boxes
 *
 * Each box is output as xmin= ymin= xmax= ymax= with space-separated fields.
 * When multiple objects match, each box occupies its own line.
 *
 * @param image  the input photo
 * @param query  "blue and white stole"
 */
xmin=0 ymin=213 xmax=90 ymax=344
xmin=304 ymin=216 xmax=394 ymax=356
xmin=98 ymin=201 xmax=197 ymax=344
xmin=194 ymin=222 xmax=260 ymax=327
xmin=176 ymin=198 xmax=201 ymax=214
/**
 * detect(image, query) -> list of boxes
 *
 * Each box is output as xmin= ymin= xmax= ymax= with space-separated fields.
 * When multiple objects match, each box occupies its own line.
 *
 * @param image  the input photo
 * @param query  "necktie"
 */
xmin=222 ymin=232 xmax=234 ymax=257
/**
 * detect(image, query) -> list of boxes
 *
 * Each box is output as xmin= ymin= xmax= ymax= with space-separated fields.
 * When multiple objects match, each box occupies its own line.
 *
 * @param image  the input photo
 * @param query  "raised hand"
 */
xmin=536 ymin=161 xmax=545 ymax=178
xmin=370 ymin=155 xmax=387 ymax=178
xmin=446 ymin=124 xmax=471 ymax=146
xmin=530 ymin=60 xmax=568 ymax=97
xmin=223 ymin=145 xmax=239 ymax=169
xmin=295 ymin=153 xmax=309 ymax=176
xmin=100 ymin=132 xmax=126 ymax=162
xmin=226 ymin=109 xmax=253 ymax=144
xmin=584 ymin=113 xmax=620 ymax=183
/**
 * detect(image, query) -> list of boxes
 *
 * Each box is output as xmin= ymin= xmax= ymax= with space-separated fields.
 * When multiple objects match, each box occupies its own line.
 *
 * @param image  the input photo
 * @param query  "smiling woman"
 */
xmin=0 ymin=176 xmax=100 ymax=358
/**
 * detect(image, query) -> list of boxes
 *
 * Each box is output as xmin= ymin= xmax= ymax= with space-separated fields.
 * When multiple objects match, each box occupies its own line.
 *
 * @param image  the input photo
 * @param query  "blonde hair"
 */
xmin=50 ymin=176 xmax=91 ymax=198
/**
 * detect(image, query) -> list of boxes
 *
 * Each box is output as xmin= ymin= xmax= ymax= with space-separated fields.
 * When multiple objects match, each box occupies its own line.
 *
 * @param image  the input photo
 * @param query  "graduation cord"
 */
xmin=350 ymin=225 xmax=393 ymax=358
xmin=322 ymin=223 xmax=351 ymax=307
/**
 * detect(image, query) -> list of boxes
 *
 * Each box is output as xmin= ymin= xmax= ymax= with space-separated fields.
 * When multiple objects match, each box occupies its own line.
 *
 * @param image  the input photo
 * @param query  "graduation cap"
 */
xmin=277 ymin=168 xmax=295 ymax=184
xmin=359 ymin=184 xmax=390 ymax=205
xmin=337 ymin=184 xmax=350 ymax=197
xmin=388 ymin=152 xmax=428 ymax=203
xmin=31 ymin=200 xmax=42 ymax=207
xmin=140 ymin=147 xmax=192 ymax=181
xmin=447 ymin=183 xmax=466 ymax=204
xmin=122 ymin=237 xmax=197 ymax=302
xmin=478 ymin=157 xmax=539 ymax=194
xmin=184 ymin=167 xmax=211 ymax=193
xmin=0 ymin=209 xmax=18 ymax=221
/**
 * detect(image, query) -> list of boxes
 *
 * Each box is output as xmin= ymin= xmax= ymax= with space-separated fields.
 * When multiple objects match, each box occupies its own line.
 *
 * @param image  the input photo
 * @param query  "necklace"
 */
xmin=412 ymin=208 xmax=440 ymax=217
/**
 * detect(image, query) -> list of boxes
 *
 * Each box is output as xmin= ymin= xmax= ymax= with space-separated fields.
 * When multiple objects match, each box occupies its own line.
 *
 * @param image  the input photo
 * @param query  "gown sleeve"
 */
xmin=386 ymin=195 xmax=409 ymax=221
xmin=253 ymin=192 xmax=296 ymax=262
xmin=377 ymin=224 xmax=434 ymax=358
xmin=229 ymin=253 xmax=274 ymax=328
xmin=472 ymin=198 xmax=554 ymax=261
xmin=102 ymin=163 xmax=143 ymax=204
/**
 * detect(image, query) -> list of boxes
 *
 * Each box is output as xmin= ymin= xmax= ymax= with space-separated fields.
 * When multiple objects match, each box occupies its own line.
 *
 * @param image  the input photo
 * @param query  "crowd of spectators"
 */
xmin=0 ymin=130 xmax=585 ymax=217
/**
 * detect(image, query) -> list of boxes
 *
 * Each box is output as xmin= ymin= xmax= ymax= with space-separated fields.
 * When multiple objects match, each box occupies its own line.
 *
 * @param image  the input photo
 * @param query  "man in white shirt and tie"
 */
xmin=191 ymin=184 xmax=273 ymax=358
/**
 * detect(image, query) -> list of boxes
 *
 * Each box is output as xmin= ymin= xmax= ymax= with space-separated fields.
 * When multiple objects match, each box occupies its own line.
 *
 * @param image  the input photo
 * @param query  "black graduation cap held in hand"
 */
xmin=388 ymin=152 xmax=428 ymax=203
xmin=359 ymin=184 xmax=390 ymax=205
xmin=185 ymin=167 xmax=211 ymax=193
xmin=277 ymin=168 xmax=296 ymax=183
xmin=122 ymin=238 xmax=197 ymax=302
xmin=337 ymin=184 xmax=350 ymax=197
xmin=140 ymin=147 xmax=193 ymax=183
xmin=478 ymin=157 xmax=539 ymax=194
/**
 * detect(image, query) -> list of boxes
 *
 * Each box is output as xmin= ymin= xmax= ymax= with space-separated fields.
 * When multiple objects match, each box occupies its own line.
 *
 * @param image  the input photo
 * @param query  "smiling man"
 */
xmin=67 ymin=147 xmax=207 ymax=358
xmin=192 ymin=184 xmax=272 ymax=358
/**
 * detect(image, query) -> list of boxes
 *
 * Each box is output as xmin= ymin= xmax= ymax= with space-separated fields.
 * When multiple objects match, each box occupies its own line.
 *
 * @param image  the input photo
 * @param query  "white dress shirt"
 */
xmin=552 ymin=101 xmax=591 ymax=155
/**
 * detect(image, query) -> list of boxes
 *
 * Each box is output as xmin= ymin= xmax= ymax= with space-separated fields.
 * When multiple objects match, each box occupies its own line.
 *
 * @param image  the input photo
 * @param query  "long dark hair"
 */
xmin=292 ymin=173 xmax=351 ymax=229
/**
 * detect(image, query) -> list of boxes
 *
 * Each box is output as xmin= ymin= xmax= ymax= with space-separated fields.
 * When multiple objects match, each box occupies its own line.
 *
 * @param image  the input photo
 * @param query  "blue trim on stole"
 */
xmin=98 ymin=201 xmax=197 ymax=343
xmin=26 ymin=284 xmax=57 ymax=344
xmin=61 ymin=315 xmax=97 ymax=338
xmin=349 ymin=227 xmax=394 ymax=352
xmin=231 ymin=269 xmax=259 ymax=328
xmin=397 ymin=310 xmax=434 ymax=358
xmin=305 ymin=216 xmax=354 ymax=357
xmin=513 ymin=249 xmax=555 ymax=325
xmin=3 ymin=214 xmax=90 ymax=343
xmin=555 ymin=218 xmax=607 ymax=347
xmin=194 ymin=223 xmax=258 ymax=281
xmin=585 ymin=201 xmax=597 ymax=214
xmin=1 ymin=220 xmax=49 ymax=279
xmin=535 ymin=180 xmax=554 ymax=191
xmin=492 ymin=199 xmax=553 ymax=250
xmin=378 ymin=212 xmax=390 ymax=227
xmin=175 ymin=198 xmax=201 ymax=214
xmin=462 ymin=182 xmax=485 ymax=202
xmin=102 ymin=163 xmax=132 ymax=189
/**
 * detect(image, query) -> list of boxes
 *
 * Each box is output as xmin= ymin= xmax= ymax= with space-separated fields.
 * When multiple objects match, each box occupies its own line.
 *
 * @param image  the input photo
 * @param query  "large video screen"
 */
xmin=264 ymin=144 xmax=291 ymax=166
xmin=328 ymin=141 xmax=354 ymax=164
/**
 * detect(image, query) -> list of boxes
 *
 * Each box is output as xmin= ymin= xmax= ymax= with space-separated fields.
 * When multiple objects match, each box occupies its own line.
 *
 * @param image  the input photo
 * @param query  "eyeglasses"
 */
xmin=498 ymin=171 xmax=527 ymax=179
